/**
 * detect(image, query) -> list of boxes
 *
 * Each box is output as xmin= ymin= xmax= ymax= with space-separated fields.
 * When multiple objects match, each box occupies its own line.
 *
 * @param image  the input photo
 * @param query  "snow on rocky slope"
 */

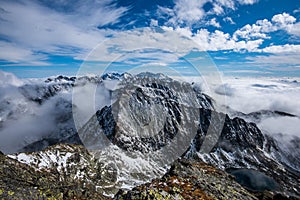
xmin=1 ymin=72 xmax=299 ymax=198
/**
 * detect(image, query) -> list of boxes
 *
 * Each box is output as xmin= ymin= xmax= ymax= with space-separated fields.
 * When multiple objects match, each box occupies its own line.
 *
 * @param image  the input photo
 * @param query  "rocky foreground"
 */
xmin=0 ymin=144 xmax=299 ymax=200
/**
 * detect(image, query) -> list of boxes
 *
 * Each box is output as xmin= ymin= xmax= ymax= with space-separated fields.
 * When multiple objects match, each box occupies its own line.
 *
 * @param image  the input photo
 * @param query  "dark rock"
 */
xmin=114 ymin=159 xmax=258 ymax=200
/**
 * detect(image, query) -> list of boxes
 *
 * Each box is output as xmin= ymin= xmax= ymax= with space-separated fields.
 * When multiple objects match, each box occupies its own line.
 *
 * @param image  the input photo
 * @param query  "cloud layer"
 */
xmin=0 ymin=70 xmax=113 ymax=153
xmin=210 ymin=76 xmax=300 ymax=136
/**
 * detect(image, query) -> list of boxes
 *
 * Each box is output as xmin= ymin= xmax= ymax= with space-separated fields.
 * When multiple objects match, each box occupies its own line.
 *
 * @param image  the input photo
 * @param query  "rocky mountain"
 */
xmin=78 ymin=72 xmax=300 ymax=198
xmin=1 ymin=72 xmax=299 ymax=199
xmin=115 ymin=158 xmax=258 ymax=200
xmin=0 ymin=73 xmax=127 ymax=154
xmin=187 ymin=113 xmax=300 ymax=197
xmin=2 ymin=146 xmax=297 ymax=199
xmin=0 ymin=144 xmax=109 ymax=199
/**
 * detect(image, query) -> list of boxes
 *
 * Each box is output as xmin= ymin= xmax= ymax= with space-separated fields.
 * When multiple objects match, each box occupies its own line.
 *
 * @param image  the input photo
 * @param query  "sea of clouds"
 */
xmin=0 ymin=70 xmax=113 ymax=153
xmin=213 ymin=76 xmax=300 ymax=137
xmin=0 ymin=70 xmax=299 ymax=153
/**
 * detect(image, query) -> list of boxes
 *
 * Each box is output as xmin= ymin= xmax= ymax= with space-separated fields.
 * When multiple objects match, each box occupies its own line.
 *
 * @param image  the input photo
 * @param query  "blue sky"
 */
xmin=0 ymin=0 xmax=300 ymax=78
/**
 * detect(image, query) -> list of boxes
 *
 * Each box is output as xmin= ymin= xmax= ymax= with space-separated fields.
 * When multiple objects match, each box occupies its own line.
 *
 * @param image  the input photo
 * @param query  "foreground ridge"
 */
xmin=114 ymin=158 xmax=258 ymax=200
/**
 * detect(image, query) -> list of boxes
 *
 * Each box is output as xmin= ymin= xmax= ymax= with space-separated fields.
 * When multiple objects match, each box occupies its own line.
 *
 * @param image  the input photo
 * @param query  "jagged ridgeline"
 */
xmin=0 ymin=72 xmax=299 ymax=199
xmin=79 ymin=72 xmax=214 ymax=153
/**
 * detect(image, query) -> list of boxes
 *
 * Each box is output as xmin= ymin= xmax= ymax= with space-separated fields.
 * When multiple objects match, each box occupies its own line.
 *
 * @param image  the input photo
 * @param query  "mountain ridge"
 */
xmin=1 ymin=72 xmax=299 ymax=199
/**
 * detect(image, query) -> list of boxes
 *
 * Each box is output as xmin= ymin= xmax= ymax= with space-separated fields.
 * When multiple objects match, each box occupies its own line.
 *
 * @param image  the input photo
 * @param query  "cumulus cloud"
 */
xmin=206 ymin=18 xmax=221 ymax=28
xmin=82 ymin=27 xmax=198 ymax=65
xmin=159 ymin=11 xmax=299 ymax=56
xmin=80 ymin=25 xmax=266 ymax=69
xmin=288 ymin=22 xmax=300 ymax=36
xmin=272 ymin=13 xmax=296 ymax=29
xmin=0 ymin=97 xmax=60 ymax=153
xmin=294 ymin=8 xmax=300 ymax=14
xmin=212 ymin=3 xmax=224 ymax=15
xmin=193 ymin=29 xmax=263 ymax=52
xmin=158 ymin=0 xmax=259 ymax=27
xmin=233 ymin=12 xmax=299 ymax=40
xmin=233 ymin=24 xmax=270 ymax=40
xmin=158 ymin=0 xmax=207 ymax=27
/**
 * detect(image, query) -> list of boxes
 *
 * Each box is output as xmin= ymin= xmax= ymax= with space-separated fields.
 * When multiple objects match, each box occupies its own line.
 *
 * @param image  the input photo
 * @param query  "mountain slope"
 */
xmin=77 ymin=73 xmax=300 ymax=197
xmin=1 ymin=144 xmax=119 ymax=199
xmin=1 ymin=73 xmax=299 ymax=199
xmin=114 ymin=159 xmax=258 ymax=200
xmin=0 ymin=144 xmax=109 ymax=199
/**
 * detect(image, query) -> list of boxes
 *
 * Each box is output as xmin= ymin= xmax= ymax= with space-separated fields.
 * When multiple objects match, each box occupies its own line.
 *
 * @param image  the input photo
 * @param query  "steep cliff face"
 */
xmin=187 ymin=113 xmax=300 ymax=197
xmin=78 ymin=73 xmax=300 ymax=197
xmin=83 ymin=73 xmax=212 ymax=153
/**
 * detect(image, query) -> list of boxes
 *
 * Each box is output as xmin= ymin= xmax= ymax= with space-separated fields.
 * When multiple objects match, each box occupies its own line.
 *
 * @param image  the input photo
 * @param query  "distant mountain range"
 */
xmin=0 ymin=73 xmax=299 ymax=199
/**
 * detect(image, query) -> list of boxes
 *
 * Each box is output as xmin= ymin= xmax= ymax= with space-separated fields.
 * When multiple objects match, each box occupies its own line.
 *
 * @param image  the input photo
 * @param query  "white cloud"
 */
xmin=0 ymin=0 xmax=297 ymax=68
xmin=215 ymin=77 xmax=300 ymax=117
xmin=271 ymin=13 xmax=300 ymax=36
xmin=259 ymin=117 xmax=300 ymax=136
xmin=233 ymin=21 xmax=271 ymax=40
xmin=83 ymin=25 xmax=264 ymax=65
xmin=272 ymin=13 xmax=296 ymax=29
xmin=150 ymin=19 xmax=158 ymax=27
xmin=214 ymin=0 xmax=235 ymax=10
xmin=81 ymin=27 xmax=201 ymax=65
xmin=214 ymin=79 xmax=300 ymax=138
xmin=261 ymin=44 xmax=300 ymax=54
xmin=0 ymin=41 xmax=49 ymax=65
xmin=161 ymin=0 xmax=208 ymax=27
xmin=0 ymin=70 xmax=115 ymax=153
xmin=233 ymin=12 xmax=300 ymax=40
xmin=212 ymin=4 xmax=224 ymax=15
xmin=210 ymin=0 xmax=259 ymax=15
xmin=288 ymin=22 xmax=300 ymax=36
xmin=0 ymin=70 xmax=24 ymax=87
xmin=246 ymin=53 xmax=300 ymax=67
xmin=158 ymin=0 xmax=257 ymax=27
xmin=215 ymin=83 xmax=235 ymax=96
xmin=207 ymin=18 xmax=221 ymax=28
xmin=237 ymin=0 xmax=258 ymax=5
xmin=0 ymin=0 xmax=128 ymax=63
xmin=223 ymin=17 xmax=235 ymax=24
xmin=193 ymin=29 xmax=263 ymax=52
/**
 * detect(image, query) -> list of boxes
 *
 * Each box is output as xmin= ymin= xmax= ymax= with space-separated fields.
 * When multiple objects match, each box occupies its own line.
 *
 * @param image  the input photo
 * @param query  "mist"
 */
xmin=211 ymin=77 xmax=300 ymax=137
xmin=1 ymin=70 xmax=299 ymax=154
xmin=0 ymin=70 xmax=116 ymax=154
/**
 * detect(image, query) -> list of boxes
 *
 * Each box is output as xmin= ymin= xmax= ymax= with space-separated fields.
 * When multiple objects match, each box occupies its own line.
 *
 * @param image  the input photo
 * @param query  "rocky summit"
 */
xmin=0 ymin=73 xmax=300 ymax=199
